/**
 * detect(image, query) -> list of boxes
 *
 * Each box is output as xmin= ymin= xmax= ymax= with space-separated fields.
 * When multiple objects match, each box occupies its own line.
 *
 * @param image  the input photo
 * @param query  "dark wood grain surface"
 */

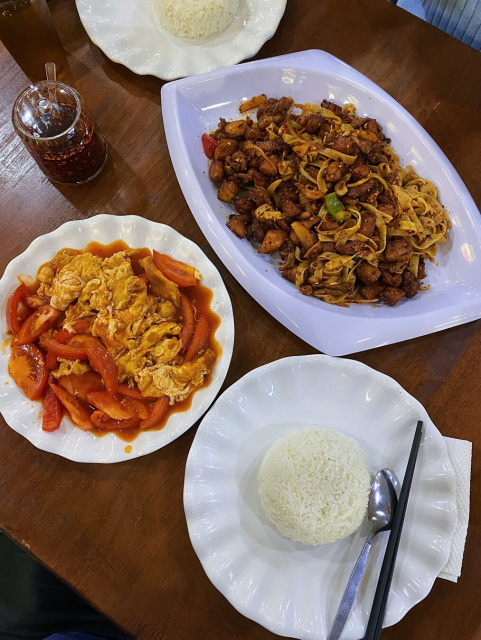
xmin=0 ymin=1 xmax=480 ymax=638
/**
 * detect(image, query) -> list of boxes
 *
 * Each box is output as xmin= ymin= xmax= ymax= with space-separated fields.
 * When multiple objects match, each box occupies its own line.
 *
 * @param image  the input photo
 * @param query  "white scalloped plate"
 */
xmin=0 ymin=215 xmax=234 ymax=464
xmin=75 ymin=0 xmax=287 ymax=80
xmin=184 ymin=355 xmax=457 ymax=640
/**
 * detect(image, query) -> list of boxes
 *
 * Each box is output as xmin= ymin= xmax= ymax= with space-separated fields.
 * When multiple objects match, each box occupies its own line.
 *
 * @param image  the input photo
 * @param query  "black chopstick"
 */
xmin=364 ymin=420 xmax=423 ymax=640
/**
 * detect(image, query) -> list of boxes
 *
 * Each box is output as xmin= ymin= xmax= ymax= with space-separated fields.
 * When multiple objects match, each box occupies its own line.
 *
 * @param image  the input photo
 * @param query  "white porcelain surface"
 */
xmin=75 ymin=0 xmax=286 ymax=80
xmin=0 ymin=215 xmax=234 ymax=464
xmin=162 ymin=49 xmax=481 ymax=356
xmin=184 ymin=355 xmax=457 ymax=639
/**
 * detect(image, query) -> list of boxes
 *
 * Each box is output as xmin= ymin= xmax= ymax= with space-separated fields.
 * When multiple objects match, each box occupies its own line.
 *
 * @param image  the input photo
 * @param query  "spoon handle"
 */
xmin=327 ymin=530 xmax=375 ymax=640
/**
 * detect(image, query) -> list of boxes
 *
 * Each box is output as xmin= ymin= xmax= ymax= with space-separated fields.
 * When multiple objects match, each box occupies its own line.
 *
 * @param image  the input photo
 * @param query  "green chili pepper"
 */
xmin=325 ymin=192 xmax=345 ymax=222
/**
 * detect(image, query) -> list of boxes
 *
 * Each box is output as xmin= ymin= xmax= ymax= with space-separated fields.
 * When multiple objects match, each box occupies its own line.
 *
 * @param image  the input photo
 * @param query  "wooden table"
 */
xmin=1 ymin=1 xmax=480 ymax=638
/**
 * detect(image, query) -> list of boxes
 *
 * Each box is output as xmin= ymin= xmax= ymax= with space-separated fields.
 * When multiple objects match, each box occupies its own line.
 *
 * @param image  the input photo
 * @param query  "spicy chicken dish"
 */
xmin=6 ymin=242 xmax=218 ymax=435
xmin=203 ymin=95 xmax=451 ymax=306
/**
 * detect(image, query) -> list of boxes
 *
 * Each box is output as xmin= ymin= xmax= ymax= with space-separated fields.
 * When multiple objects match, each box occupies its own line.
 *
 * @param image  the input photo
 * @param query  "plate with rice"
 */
xmin=184 ymin=355 xmax=457 ymax=639
xmin=75 ymin=0 xmax=287 ymax=80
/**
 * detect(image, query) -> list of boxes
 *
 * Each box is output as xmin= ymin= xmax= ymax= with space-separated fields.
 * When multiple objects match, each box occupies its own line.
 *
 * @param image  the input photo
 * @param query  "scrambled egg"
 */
xmin=39 ymin=249 xmax=217 ymax=402
xmin=136 ymin=349 xmax=217 ymax=402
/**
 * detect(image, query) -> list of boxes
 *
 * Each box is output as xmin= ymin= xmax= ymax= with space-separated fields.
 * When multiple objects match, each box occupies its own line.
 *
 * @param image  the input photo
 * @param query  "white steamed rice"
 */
xmin=259 ymin=427 xmax=372 ymax=546
xmin=154 ymin=0 xmax=239 ymax=40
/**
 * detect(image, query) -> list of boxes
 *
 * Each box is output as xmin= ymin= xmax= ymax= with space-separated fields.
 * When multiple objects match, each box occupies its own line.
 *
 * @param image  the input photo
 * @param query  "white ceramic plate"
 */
xmin=162 ymin=49 xmax=481 ymax=356
xmin=75 ymin=0 xmax=286 ymax=80
xmin=184 ymin=355 xmax=457 ymax=640
xmin=0 ymin=214 xmax=234 ymax=464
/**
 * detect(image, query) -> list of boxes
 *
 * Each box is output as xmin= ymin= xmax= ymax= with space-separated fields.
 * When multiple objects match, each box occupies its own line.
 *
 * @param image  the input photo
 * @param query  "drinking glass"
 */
xmin=0 ymin=0 xmax=67 ymax=81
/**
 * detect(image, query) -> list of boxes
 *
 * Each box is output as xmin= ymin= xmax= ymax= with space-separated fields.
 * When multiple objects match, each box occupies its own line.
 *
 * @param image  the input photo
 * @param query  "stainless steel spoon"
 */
xmin=327 ymin=469 xmax=398 ymax=640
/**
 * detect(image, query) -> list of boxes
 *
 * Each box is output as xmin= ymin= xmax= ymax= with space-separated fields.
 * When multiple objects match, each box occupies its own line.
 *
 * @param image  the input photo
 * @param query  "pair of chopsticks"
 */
xmin=364 ymin=420 xmax=424 ymax=640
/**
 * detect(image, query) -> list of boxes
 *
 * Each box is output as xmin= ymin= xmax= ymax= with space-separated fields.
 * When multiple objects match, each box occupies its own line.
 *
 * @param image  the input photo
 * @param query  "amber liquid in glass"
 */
xmin=0 ymin=0 xmax=67 ymax=80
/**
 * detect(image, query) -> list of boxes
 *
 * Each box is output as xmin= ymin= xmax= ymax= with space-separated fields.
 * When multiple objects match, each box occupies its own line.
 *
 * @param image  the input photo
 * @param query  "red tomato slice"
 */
xmin=86 ymin=341 xmax=118 ymax=396
xmin=49 ymin=381 xmax=93 ymax=431
xmin=91 ymin=410 xmax=140 ymax=431
xmin=45 ymin=350 xmax=58 ymax=371
xmin=85 ymin=390 xmax=134 ymax=420
xmin=152 ymin=250 xmax=199 ymax=288
xmin=117 ymin=382 xmax=154 ymax=401
xmin=9 ymin=343 xmax=48 ymax=400
xmin=140 ymin=396 xmax=169 ymax=430
xmin=43 ymin=339 xmax=88 ymax=361
xmin=121 ymin=397 xmax=150 ymax=420
xmin=202 ymin=133 xmax=218 ymax=159
xmin=6 ymin=283 xmax=29 ymax=334
xmin=42 ymin=386 xmax=62 ymax=432
xmin=184 ymin=314 xmax=210 ymax=363
xmin=58 ymin=372 xmax=104 ymax=404
xmin=46 ymin=320 xmax=92 ymax=370
xmin=16 ymin=304 xmax=60 ymax=345
xmin=179 ymin=294 xmax=195 ymax=353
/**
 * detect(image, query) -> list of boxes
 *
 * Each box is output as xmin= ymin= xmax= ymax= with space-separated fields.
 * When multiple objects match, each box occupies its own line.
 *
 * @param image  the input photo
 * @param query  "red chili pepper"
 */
xmin=202 ymin=133 xmax=218 ymax=159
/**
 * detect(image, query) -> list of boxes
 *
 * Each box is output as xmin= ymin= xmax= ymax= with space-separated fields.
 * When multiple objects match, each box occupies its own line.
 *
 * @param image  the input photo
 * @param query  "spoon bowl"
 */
xmin=369 ymin=470 xmax=397 ymax=534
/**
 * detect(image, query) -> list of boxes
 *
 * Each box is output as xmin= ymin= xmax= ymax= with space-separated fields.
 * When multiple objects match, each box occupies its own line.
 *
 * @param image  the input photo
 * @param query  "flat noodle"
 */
xmin=209 ymin=96 xmax=451 ymax=306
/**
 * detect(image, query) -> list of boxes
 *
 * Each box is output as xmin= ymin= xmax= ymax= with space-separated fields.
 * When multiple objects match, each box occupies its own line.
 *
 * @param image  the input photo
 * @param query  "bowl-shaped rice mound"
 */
xmin=259 ymin=427 xmax=372 ymax=546
xmin=154 ymin=0 xmax=239 ymax=40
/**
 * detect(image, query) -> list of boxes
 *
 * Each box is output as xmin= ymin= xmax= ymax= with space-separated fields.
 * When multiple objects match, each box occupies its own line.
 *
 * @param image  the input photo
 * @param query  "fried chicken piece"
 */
xmin=321 ymin=99 xmax=342 ymax=116
xmin=305 ymin=115 xmax=325 ymax=134
xmin=326 ymin=135 xmax=358 ymax=155
xmin=401 ymin=270 xmax=420 ymax=298
xmin=356 ymin=262 xmax=381 ymax=285
xmin=234 ymin=197 xmax=256 ymax=214
xmin=379 ymin=287 xmax=405 ymax=306
xmin=384 ymin=239 xmax=411 ymax=262
xmin=256 ymin=97 xmax=293 ymax=130
xmin=245 ymin=126 xmax=268 ymax=141
xmin=252 ymin=171 xmax=270 ymax=189
xmin=325 ymin=159 xmax=346 ymax=183
xmin=377 ymin=202 xmax=397 ymax=218
xmin=282 ymin=266 xmax=297 ymax=283
xmin=380 ymin=271 xmax=402 ymax=287
xmin=281 ymin=199 xmax=301 ymax=217
xmin=209 ymin=160 xmax=224 ymax=182
xmin=227 ymin=215 xmax=250 ymax=239
xmin=217 ymin=180 xmax=238 ymax=203
xmin=350 ymin=156 xmax=370 ymax=181
xmin=224 ymin=120 xmax=249 ymax=138
xmin=258 ymin=230 xmax=287 ymax=254
xmin=319 ymin=216 xmax=340 ymax=231
xmin=359 ymin=284 xmax=385 ymax=300
xmin=247 ymin=219 xmax=266 ymax=243
xmin=213 ymin=139 xmax=239 ymax=161
xmin=359 ymin=211 xmax=377 ymax=237
xmin=225 ymin=151 xmax=248 ymax=175
xmin=351 ymin=117 xmax=369 ymax=129
xmin=259 ymin=155 xmax=280 ymax=176
xmin=347 ymin=179 xmax=375 ymax=200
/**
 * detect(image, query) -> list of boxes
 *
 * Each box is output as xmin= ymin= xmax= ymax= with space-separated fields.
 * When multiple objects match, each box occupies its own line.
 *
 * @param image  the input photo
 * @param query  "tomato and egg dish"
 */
xmin=6 ymin=241 xmax=220 ymax=438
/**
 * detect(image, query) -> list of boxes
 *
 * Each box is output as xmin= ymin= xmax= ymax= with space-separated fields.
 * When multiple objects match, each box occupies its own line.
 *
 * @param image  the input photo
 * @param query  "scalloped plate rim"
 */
xmin=184 ymin=354 xmax=457 ymax=639
xmin=74 ymin=0 xmax=288 ymax=80
xmin=0 ymin=214 xmax=234 ymax=464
